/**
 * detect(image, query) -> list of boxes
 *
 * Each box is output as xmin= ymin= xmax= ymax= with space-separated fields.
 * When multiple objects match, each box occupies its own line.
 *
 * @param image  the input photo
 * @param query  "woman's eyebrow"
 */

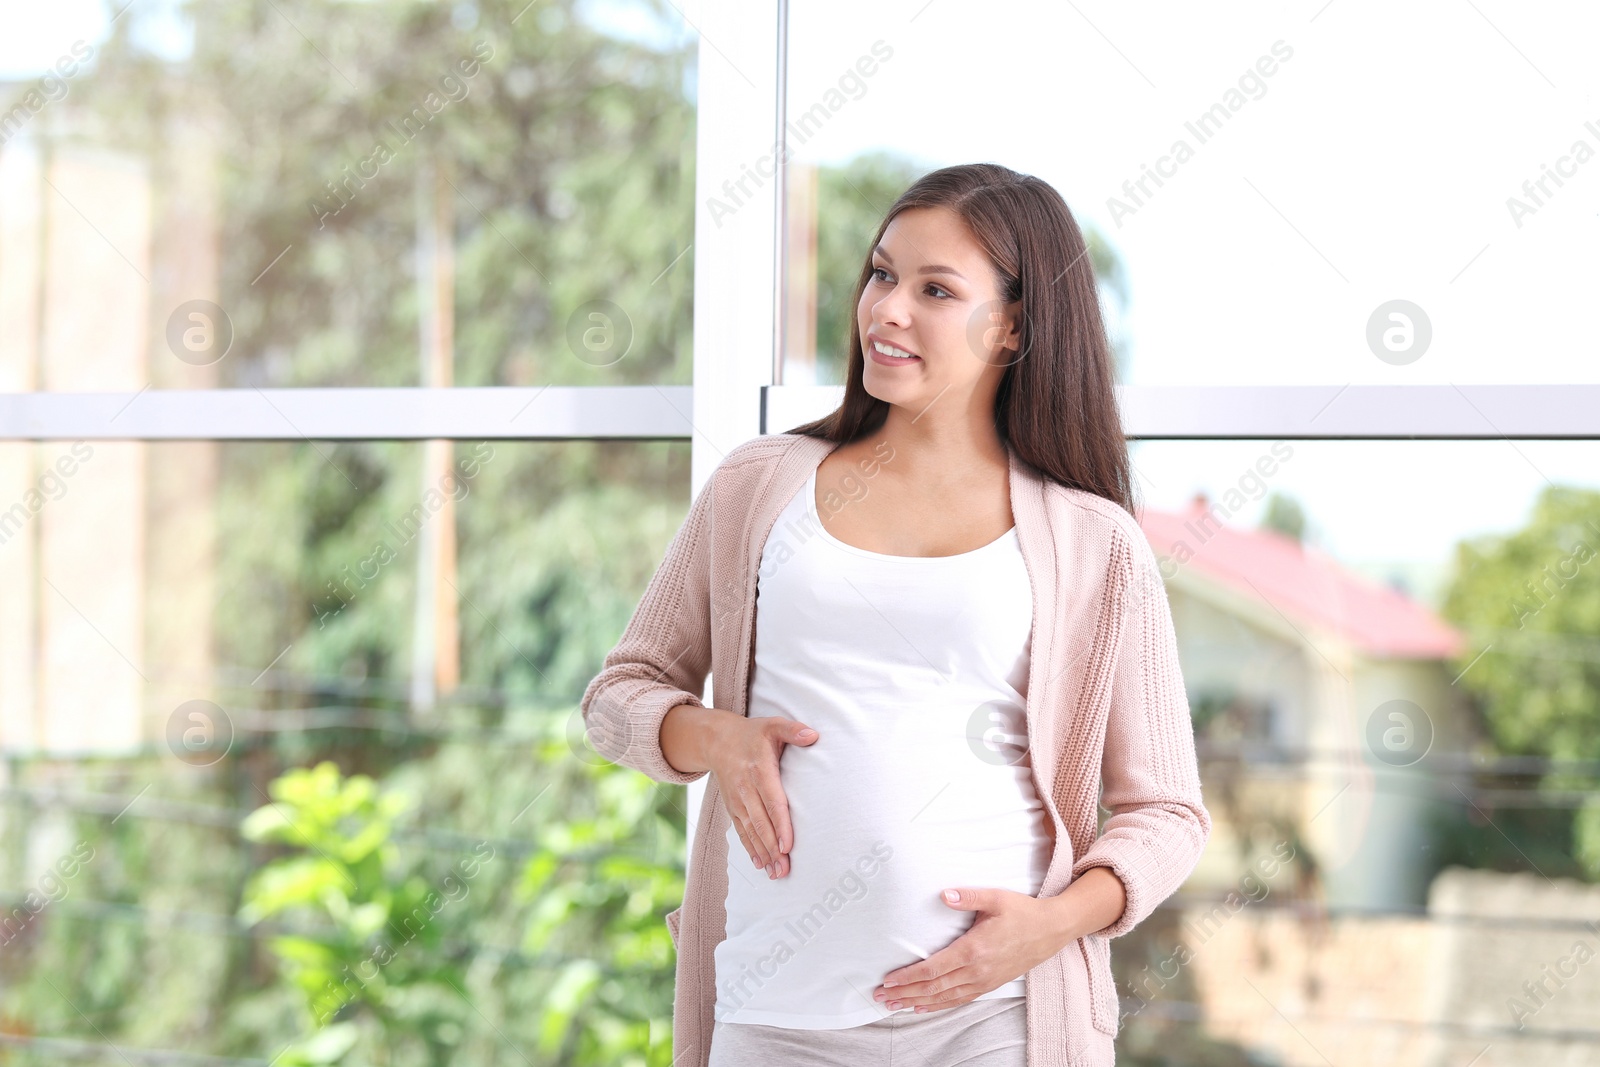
xmin=873 ymin=244 xmax=967 ymax=281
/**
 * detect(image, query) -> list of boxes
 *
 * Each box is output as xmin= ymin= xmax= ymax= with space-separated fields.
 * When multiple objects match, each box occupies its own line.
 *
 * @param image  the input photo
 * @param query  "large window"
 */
xmin=776 ymin=3 xmax=1600 ymax=1063
xmin=2 ymin=2 xmax=704 ymax=1063
xmin=3 ymin=1 xmax=1598 ymax=1064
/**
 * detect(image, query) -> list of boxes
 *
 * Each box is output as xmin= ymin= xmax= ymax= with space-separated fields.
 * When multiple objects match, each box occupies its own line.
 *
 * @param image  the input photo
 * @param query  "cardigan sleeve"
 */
xmin=577 ymin=460 xmax=723 ymax=786
xmin=1070 ymin=525 xmax=1212 ymax=937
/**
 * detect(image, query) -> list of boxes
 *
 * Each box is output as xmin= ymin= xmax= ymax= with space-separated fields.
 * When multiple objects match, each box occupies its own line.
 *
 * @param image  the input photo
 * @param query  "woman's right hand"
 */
xmin=706 ymin=715 xmax=819 ymax=880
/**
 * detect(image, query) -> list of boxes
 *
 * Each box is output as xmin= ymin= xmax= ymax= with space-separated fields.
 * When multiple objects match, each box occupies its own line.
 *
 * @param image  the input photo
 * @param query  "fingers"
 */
xmin=875 ymin=969 xmax=981 ymax=1012
xmin=766 ymin=721 xmax=807 ymax=854
xmin=729 ymin=815 xmax=762 ymax=871
xmin=716 ymin=717 xmax=809 ymax=875
xmin=752 ymin=762 xmax=794 ymax=857
xmin=728 ymin=776 xmax=795 ymax=877
xmin=737 ymin=819 xmax=789 ymax=878
xmin=735 ymin=779 xmax=781 ymax=868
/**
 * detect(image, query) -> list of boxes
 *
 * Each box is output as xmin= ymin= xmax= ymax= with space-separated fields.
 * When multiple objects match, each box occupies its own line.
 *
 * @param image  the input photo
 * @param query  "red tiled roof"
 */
xmin=1139 ymin=496 xmax=1465 ymax=660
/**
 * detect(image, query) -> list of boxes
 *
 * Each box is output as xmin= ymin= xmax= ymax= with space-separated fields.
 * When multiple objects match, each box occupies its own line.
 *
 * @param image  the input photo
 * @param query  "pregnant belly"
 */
xmin=716 ymin=733 xmax=1051 ymax=1022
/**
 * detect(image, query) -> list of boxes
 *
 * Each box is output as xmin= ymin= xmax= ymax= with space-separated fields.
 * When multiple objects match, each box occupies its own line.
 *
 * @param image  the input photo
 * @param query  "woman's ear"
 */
xmin=966 ymin=297 xmax=1027 ymax=364
xmin=999 ymin=300 xmax=1025 ymax=356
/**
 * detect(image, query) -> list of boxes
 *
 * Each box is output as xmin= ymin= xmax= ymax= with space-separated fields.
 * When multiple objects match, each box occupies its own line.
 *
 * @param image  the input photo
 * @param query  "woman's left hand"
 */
xmin=871 ymin=887 xmax=1068 ymax=1014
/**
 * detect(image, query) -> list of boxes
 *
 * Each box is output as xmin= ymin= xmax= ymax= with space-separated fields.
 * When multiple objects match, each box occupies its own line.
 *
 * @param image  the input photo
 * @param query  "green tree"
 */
xmin=4 ymin=1 xmax=703 ymax=1062
xmin=1260 ymin=491 xmax=1307 ymax=543
xmin=58 ymin=0 xmax=708 ymax=717
xmin=1440 ymin=484 xmax=1600 ymax=878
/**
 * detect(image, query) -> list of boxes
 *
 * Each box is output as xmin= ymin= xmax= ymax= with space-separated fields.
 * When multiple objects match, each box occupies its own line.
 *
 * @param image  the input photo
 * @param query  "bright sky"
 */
xmin=6 ymin=0 xmax=1597 ymax=598
xmin=0 ymin=0 xmax=190 ymax=75
xmin=783 ymin=0 xmax=1600 ymax=593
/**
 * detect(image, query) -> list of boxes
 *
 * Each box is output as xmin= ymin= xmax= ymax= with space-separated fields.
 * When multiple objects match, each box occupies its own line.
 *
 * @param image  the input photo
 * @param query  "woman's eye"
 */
xmin=871 ymin=266 xmax=950 ymax=299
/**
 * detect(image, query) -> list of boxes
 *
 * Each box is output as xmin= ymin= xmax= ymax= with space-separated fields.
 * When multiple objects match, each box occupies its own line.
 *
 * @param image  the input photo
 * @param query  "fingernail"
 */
xmin=874 ymin=991 xmax=885 ymax=1001
xmin=887 ymin=1000 xmax=902 ymax=1010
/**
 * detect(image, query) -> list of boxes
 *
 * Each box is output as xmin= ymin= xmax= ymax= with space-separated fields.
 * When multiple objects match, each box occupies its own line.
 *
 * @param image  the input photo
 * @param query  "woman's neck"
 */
xmin=867 ymin=404 xmax=1009 ymax=486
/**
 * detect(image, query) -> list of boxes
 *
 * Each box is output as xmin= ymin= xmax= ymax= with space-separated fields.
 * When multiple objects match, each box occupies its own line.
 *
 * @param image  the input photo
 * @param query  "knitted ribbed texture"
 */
xmin=579 ymin=432 xmax=1211 ymax=1067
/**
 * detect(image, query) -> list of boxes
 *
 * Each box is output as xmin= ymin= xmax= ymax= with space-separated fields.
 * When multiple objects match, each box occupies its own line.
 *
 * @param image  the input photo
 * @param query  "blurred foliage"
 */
xmin=238 ymin=761 xmax=440 ymax=1043
xmin=513 ymin=729 xmax=684 ymax=1065
xmin=1441 ymin=484 xmax=1600 ymax=878
xmin=1 ymin=712 xmax=685 ymax=1065
xmin=1259 ymin=491 xmax=1306 ymax=543
xmin=209 ymin=437 xmax=695 ymax=717
xmin=76 ymin=0 xmax=698 ymax=390
xmin=2 ymin=0 xmax=703 ymax=1062
xmin=810 ymin=151 xmax=926 ymax=382
xmin=232 ymin=752 xmax=683 ymax=1065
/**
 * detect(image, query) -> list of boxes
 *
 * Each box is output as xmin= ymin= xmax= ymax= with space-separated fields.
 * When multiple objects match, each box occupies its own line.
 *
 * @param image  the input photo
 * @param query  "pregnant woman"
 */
xmin=581 ymin=162 xmax=1210 ymax=1067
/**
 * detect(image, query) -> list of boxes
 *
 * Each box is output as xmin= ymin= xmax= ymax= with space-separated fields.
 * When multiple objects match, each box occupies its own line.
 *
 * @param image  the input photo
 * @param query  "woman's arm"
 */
xmin=660 ymin=702 xmax=734 ymax=775
xmin=1068 ymin=524 xmax=1212 ymax=937
xmin=578 ymin=462 xmax=726 ymax=785
xmin=1041 ymin=866 xmax=1128 ymax=944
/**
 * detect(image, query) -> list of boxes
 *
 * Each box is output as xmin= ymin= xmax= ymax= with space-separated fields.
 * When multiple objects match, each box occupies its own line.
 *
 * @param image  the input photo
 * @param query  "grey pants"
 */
xmin=707 ymin=994 xmax=1027 ymax=1066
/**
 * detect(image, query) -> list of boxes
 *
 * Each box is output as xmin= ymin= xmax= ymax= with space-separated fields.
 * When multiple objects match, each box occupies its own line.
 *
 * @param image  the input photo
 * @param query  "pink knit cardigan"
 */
xmin=580 ymin=431 xmax=1210 ymax=1066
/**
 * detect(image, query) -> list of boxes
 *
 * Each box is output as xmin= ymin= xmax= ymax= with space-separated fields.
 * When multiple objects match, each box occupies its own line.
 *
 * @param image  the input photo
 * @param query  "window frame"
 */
xmin=4 ymin=0 xmax=1599 ymax=867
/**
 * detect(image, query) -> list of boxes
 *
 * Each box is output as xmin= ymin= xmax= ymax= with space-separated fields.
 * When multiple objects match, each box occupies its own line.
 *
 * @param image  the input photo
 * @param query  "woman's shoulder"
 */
xmin=710 ymin=432 xmax=826 ymax=482
xmin=1038 ymin=479 xmax=1160 ymax=579
xmin=1039 ymin=479 xmax=1138 ymax=536
xmin=719 ymin=432 xmax=806 ymax=467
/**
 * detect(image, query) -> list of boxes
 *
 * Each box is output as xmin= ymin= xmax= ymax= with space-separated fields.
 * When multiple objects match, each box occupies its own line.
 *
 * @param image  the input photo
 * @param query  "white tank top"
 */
xmin=713 ymin=465 xmax=1053 ymax=1029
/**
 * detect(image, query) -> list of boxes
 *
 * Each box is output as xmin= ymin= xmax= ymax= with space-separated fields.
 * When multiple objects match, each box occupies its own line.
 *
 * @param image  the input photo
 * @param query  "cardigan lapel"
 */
xmin=732 ymin=434 xmax=838 ymax=719
xmin=1008 ymin=445 xmax=1076 ymax=891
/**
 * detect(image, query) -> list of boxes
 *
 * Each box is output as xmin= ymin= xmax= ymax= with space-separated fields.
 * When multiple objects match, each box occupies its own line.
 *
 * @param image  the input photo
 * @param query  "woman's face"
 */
xmin=855 ymin=204 xmax=1020 ymax=415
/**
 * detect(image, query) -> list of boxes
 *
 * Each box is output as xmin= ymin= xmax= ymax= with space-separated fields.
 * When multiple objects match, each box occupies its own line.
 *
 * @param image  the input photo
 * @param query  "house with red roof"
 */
xmin=1141 ymin=493 xmax=1476 ymax=911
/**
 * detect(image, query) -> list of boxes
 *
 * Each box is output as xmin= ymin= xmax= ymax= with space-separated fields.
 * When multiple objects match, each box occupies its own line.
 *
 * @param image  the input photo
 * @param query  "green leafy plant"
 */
xmin=512 ymin=728 xmax=685 ymax=1065
xmin=240 ymin=760 xmax=488 ymax=1059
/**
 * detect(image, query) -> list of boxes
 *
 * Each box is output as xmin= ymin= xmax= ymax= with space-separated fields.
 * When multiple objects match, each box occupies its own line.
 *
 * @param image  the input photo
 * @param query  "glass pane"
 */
xmin=1115 ymin=438 xmax=1600 ymax=1063
xmin=0 ymin=0 xmax=696 ymax=391
xmin=784 ymin=3 xmax=1600 ymax=388
xmin=0 ymin=437 xmax=690 ymax=1062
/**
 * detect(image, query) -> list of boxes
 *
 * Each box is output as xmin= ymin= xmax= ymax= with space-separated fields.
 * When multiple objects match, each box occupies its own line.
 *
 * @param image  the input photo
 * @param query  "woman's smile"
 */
xmin=867 ymin=335 xmax=923 ymax=366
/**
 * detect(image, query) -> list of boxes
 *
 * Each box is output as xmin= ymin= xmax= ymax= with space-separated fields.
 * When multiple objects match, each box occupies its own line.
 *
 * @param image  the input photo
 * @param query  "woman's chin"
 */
xmin=861 ymin=374 xmax=934 ymax=406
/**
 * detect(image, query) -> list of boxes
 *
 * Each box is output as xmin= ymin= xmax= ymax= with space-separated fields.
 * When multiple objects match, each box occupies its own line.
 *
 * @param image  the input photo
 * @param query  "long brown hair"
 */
xmin=783 ymin=162 xmax=1136 ymax=516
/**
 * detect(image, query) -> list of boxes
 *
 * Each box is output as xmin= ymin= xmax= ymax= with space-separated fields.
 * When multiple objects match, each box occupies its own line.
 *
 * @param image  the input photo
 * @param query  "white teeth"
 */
xmin=873 ymin=341 xmax=918 ymax=360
